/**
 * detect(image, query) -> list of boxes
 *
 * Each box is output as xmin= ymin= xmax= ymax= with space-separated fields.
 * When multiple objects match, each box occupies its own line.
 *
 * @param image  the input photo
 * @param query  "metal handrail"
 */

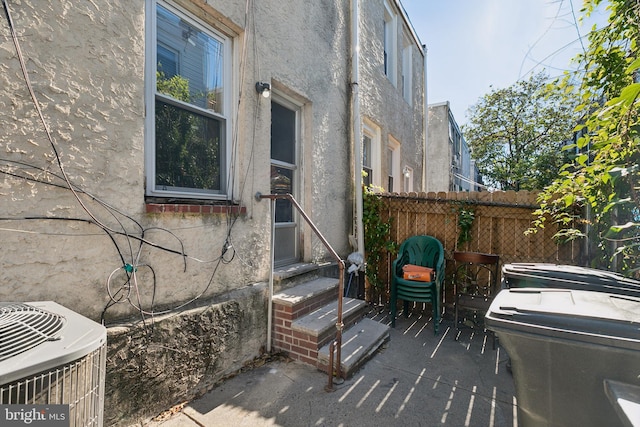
xmin=257 ymin=192 xmax=345 ymax=391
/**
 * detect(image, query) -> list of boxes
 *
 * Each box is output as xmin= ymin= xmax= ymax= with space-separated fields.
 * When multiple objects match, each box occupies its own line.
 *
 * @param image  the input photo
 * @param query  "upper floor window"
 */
xmin=145 ymin=0 xmax=232 ymax=199
xmin=383 ymin=1 xmax=397 ymax=86
xmin=401 ymin=34 xmax=413 ymax=105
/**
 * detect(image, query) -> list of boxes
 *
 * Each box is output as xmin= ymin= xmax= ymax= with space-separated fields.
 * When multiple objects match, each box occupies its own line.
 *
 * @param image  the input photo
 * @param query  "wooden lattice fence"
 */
xmin=368 ymin=190 xmax=582 ymax=307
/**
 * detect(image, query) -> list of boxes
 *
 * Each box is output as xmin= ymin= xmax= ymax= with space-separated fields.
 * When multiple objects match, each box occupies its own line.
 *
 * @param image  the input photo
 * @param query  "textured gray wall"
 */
xmin=105 ymin=285 xmax=267 ymax=426
xmin=359 ymin=0 xmax=425 ymax=189
xmin=0 ymin=0 xmax=353 ymax=423
xmin=426 ymin=104 xmax=453 ymax=192
xmin=0 ymin=0 xmax=352 ymax=319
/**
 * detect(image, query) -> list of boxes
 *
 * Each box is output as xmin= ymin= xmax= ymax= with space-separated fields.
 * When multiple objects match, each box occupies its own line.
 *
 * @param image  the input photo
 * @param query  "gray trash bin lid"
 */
xmin=486 ymin=288 xmax=640 ymax=351
xmin=501 ymin=263 xmax=640 ymax=297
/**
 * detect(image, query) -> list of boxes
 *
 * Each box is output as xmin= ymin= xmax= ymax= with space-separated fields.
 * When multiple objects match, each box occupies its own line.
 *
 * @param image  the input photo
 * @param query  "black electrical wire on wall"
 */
xmin=0 ymin=0 xmax=257 ymax=333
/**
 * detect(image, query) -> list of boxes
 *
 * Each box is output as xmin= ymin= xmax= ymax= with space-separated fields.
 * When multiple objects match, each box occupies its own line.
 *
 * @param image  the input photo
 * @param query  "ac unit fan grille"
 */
xmin=0 ymin=303 xmax=66 ymax=361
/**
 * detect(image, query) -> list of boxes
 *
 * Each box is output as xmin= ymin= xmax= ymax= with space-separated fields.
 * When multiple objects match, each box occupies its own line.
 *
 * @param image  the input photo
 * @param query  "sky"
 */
xmin=399 ymin=0 xmax=610 ymax=126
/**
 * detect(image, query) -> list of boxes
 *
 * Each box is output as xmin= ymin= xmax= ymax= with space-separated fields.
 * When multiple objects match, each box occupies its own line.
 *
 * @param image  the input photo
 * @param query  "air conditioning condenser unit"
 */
xmin=0 ymin=301 xmax=107 ymax=427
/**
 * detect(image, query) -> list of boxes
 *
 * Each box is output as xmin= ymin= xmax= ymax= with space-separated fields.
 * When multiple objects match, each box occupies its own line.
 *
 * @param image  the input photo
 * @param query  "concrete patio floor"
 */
xmin=144 ymin=307 xmax=517 ymax=427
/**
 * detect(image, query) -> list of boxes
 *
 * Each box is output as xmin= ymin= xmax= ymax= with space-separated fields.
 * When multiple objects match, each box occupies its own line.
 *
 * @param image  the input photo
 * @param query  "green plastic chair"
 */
xmin=390 ymin=235 xmax=445 ymax=334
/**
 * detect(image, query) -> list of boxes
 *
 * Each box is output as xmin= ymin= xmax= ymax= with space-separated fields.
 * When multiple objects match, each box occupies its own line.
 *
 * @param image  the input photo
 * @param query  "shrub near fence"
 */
xmin=369 ymin=190 xmax=581 ymax=307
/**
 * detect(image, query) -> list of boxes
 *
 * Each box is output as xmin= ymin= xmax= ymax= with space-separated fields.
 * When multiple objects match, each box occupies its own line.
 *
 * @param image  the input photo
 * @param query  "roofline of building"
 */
xmin=394 ymin=0 xmax=425 ymax=57
xmin=428 ymin=101 xmax=450 ymax=109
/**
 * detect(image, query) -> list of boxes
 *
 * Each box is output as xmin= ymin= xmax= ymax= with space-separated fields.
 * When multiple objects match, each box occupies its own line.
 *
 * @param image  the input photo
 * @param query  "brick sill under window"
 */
xmin=145 ymin=201 xmax=246 ymax=215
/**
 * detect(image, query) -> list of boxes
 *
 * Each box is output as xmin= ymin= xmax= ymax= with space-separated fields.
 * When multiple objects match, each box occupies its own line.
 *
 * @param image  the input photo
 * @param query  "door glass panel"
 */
xmin=271 ymin=99 xmax=298 ymax=266
xmin=274 ymin=224 xmax=296 ymax=263
xmin=271 ymin=102 xmax=296 ymax=164
xmin=271 ymin=166 xmax=293 ymax=223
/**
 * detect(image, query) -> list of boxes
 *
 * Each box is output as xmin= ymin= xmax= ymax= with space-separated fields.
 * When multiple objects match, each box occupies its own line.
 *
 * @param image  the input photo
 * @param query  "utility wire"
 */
xmin=451 ymin=170 xmax=493 ymax=191
xmin=3 ymin=0 xmax=116 ymax=235
xmin=517 ymin=0 xmax=606 ymax=83
xmin=0 ymin=158 xmax=229 ymax=263
xmin=569 ymin=0 xmax=587 ymax=55
xmin=517 ymin=0 xmax=565 ymax=80
xmin=2 ymin=0 xmax=251 ymax=328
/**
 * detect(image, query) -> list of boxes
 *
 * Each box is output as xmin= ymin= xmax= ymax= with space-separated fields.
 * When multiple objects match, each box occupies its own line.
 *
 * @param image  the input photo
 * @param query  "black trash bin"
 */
xmin=486 ymin=288 xmax=640 ymax=427
xmin=501 ymin=263 xmax=640 ymax=298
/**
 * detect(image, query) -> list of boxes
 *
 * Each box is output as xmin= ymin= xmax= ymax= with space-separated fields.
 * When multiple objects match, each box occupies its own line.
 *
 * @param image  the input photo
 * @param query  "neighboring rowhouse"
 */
xmin=0 ymin=0 xmax=425 ymax=424
xmin=359 ymin=0 xmax=426 ymax=194
xmin=426 ymin=102 xmax=479 ymax=192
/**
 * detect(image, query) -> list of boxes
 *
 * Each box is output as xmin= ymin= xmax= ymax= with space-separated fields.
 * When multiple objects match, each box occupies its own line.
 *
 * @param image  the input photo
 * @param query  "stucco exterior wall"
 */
xmin=249 ymin=0 xmax=352 ymax=260
xmin=426 ymin=103 xmax=453 ymax=192
xmin=0 ymin=0 xmax=423 ymax=424
xmin=359 ymin=0 xmax=425 ymax=191
xmin=0 ymin=0 xmax=351 ymax=321
xmin=0 ymin=0 xmax=351 ymax=423
xmin=0 ymin=0 xmax=149 ymax=319
xmin=106 ymin=284 xmax=266 ymax=426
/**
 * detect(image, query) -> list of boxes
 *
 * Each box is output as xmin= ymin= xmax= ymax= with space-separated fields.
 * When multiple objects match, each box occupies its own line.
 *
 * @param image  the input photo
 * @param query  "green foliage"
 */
xmin=363 ymin=186 xmax=396 ymax=292
xmin=155 ymin=71 xmax=220 ymax=190
xmin=532 ymin=0 xmax=640 ymax=275
xmin=463 ymin=71 xmax=579 ymax=191
xmin=456 ymin=205 xmax=475 ymax=247
xmin=156 ymin=71 xmax=191 ymax=102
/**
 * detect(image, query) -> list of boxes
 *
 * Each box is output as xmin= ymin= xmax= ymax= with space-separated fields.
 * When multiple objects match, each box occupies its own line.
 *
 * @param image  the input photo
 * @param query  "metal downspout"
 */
xmin=266 ymin=199 xmax=276 ymax=352
xmin=352 ymin=0 xmax=363 ymax=254
xmin=422 ymin=45 xmax=428 ymax=191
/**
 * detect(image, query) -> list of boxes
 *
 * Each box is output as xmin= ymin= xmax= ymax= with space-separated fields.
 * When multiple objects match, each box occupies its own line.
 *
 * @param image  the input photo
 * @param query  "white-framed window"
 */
xmin=401 ymin=34 xmax=413 ymax=105
xmin=387 ymin=137 xmax=401 ymax=192
xmin=362 ymin=119 xmax=381 ymax=188
xmin=383 ymin=1 xmax=397 ymax=86
xmin=145 ymin=0 xmax=232 ymax=199
xmin=363 ymin=135 xmax=373 ymax=188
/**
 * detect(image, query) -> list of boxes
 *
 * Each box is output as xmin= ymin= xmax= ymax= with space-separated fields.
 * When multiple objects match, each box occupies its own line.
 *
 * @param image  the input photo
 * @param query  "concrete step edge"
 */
xmin=317 ymin=318 xmax=390 ymax=378
xmin=290 ymin=298 xmax=367 ymax=337
xmin=272 ymin=276 xmax=339 ymax=307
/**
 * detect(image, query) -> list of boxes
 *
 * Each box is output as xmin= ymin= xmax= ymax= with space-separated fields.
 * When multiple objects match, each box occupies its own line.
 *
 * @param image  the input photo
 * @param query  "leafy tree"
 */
xmin=463 ymin=71 xmax=579 ymax=190
xmin=532 ymin=0 xmax=640 ymax=274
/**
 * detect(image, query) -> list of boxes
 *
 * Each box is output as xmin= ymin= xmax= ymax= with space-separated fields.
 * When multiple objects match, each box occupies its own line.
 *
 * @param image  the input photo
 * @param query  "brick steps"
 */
xmin=272 ymin=270 xmax=389 ymax=377
xmin=272 ymin=276 xmax=339 ymax=320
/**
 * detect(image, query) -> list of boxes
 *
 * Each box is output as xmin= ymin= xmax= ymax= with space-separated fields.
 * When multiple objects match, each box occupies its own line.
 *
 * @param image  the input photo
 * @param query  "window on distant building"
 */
xmin=448 ymin=119 xmax=455 ymax=143
xmin=145 ymin=0 xmax=232 ymax=199
xmin=401 ymin=34 xmax=412 ymax=105
xmin=449 ymin=113 xmax=461 ymax=166
xmin=383 ymin=1 xmax=397 ymax=86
